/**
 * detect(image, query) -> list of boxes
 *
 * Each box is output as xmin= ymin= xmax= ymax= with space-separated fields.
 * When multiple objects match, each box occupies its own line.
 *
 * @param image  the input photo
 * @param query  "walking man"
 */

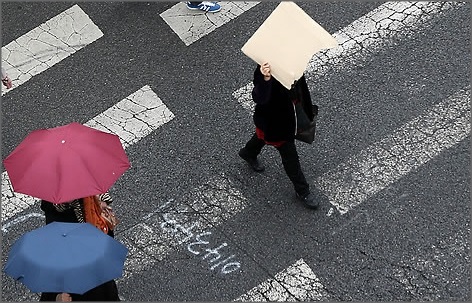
xmin=239 ymin=62 xmax=319 ymax=209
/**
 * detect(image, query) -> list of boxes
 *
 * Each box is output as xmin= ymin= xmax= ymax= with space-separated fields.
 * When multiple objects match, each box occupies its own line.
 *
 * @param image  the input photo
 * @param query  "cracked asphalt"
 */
xmin=1 ymin=2 xmax=470 ymax=301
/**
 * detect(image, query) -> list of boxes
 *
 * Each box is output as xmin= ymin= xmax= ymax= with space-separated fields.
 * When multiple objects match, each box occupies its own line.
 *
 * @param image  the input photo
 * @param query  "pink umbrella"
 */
xmin=3 ymin=122 xmax=130 ymax=203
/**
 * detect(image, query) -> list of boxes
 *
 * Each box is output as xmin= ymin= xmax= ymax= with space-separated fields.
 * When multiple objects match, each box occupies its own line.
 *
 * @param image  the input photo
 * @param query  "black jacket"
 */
xmin=252 ymin=65 xmax=314 ymax=142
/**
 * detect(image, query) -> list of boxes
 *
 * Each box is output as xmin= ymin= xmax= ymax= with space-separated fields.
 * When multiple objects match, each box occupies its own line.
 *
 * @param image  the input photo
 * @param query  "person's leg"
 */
xmin=239 ymin=133 xmax=265 ymax=172
xmin=241 ymin=133 xmax=265 ymax=158
xmin=276 ymin=141 xmax=309 ymax=195
xmin=276 ymin=141 xmax=319 ymax=208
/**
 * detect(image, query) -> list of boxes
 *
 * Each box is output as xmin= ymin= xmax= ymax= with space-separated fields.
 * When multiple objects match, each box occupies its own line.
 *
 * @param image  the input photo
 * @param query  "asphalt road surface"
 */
xmin=1 ymin=1 xmax=470 ymax=301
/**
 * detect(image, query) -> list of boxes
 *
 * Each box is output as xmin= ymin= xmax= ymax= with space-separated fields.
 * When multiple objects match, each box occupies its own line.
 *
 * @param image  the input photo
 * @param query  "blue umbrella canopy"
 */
xmin=4 ymin=222 xmax=128 ymax=294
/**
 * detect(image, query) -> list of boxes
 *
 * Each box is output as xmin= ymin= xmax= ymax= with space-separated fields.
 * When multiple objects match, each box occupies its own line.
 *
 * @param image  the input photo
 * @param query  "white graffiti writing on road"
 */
xmin=159 ymin=199 xmax=241 ymax=274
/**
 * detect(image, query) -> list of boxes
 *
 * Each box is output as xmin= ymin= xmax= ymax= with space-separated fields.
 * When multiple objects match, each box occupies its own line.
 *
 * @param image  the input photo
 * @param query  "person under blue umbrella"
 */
xmin=39 ymin=193 xmax=121 ymax=301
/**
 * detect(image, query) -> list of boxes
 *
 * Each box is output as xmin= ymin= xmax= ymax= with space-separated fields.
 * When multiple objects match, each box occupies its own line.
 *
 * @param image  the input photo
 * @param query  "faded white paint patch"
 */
xmin=2 ymin=85 xmax=174 ymax=223
xmin=392 ymin=232 xmax=468 ymax=300
xmin=160 ymin=1 xmax=260 ymax=46
xmin=314 ymin=87 xmax=470 ymax=214
xmin=235 ymin=259 xmax=329 ymax=301
xmin=1 ymin=213 xmax=45 ymax=232
xmin=1 ymin=4 xmax=103 ymax=95
xmin=233 ymin=1 xmax=462 ymax=110
xmin=1 ymin=174 xmax=37 ymax=222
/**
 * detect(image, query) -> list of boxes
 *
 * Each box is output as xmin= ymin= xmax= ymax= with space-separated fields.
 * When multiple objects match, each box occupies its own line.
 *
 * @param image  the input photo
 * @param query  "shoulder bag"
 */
xmin=83 ymin=195 xmax=119 ymax=234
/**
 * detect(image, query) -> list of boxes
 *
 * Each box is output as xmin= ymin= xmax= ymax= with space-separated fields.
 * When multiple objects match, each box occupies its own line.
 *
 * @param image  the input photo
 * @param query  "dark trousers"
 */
xmin=242 ymin=133 xmax=310 ymax=196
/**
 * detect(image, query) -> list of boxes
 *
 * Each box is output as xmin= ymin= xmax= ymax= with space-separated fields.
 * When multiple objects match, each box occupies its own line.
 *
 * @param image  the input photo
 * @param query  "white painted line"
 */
xmin=1 ymin=213 xmax=45 ymax=233
xmin=85 ymin=85 xmax=175 ymax=148
xmin=234 ymin=258 xmax=329 ymax=301
xmin=1 ymin=5 xmax=103 ymax=95
xmin=233 ymin=1 xmax=462 ymax=110
xmin=305 ymin=1 xmax=461 ymax=80
xmin=1 ymin=85 xmax=175 ymax=223
xmin=314 ymin=87 xmax=470 ymax=214
xmin=118 ymin=173 xmax=248 ymax=278
xmin=160 ymin=1 xmax=260 ymax=46
xmin=1 ymin=175 xmax=38 ymax=223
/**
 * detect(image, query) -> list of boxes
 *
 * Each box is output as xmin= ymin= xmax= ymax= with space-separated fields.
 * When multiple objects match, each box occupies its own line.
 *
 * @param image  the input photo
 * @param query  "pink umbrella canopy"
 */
xmin=3 ymin=122 xmax=131 ymax=203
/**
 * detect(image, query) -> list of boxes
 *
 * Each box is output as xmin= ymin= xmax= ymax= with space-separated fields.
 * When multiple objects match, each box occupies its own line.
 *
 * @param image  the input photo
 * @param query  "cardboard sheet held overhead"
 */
xmin=241 ymin=1 xmax=338 ymax=89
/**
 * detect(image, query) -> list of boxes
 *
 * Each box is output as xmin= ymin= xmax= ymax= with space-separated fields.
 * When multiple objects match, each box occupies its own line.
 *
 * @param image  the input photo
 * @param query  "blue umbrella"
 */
xmin=4 ymin=222 xmax=128 ymax=294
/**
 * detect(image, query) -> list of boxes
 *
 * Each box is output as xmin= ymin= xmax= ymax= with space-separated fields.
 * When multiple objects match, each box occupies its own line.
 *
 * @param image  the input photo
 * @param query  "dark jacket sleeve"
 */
xmin=251 ymin=65 xmax=273 ymax=105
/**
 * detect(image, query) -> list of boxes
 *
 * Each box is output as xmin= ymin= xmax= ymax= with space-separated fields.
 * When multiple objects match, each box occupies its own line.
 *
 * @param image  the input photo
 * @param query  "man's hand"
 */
xmin=2 ymin=76 xmax=12 ymax=89
xmin=56 ymin=293 xmax=72 ymax=302
xmin=260 ymin=62 xmax=271 ymax=81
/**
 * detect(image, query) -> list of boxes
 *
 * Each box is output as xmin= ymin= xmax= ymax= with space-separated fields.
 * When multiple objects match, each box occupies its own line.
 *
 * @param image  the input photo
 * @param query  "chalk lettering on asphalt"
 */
xmin=159 ymin=201 xmax=241 ymax=274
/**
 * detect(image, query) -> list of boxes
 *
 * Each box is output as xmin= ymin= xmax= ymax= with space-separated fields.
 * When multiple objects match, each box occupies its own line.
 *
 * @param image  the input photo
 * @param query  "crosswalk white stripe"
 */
xmin=1 ymin=176 xmax=38 ymax=223
xmin=234 ymin=258 xmax=329 ymax=301
xmin=314 ymin=87 xmax=470 ymax=215
xmin=85 ymin=85 xmax=175 ymax=148
xmin=160 ymin=1 xmax=260 ymax=46
xmin=233 ymin=1 xmax=461 ymax=111
xmin=1 ymin=85 xmax=175 ymax=223
xmin=305 ymin=1 xmax=461 ymax=80
xmin=1 ymin=4 xmax=103 ymax=95
xmin=118 ymin=173 xmax=248 ymax=279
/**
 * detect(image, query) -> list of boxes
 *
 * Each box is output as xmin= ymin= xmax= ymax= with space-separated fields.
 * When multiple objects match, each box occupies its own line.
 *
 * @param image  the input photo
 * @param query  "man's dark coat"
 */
xmin=252 ymin=65 xmax=314 ymax=142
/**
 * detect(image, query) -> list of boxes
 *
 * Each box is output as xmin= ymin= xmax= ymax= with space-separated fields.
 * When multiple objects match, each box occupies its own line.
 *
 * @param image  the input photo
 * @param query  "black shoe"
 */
xmin=238 ymin=148 xmax=264 ymax=172
xmin=296 ymin=192 xmax=319 ymax=209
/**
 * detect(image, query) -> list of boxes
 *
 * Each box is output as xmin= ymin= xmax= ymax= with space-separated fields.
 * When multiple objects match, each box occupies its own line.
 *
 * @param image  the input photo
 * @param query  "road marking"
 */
xmin=315 ymin=87 xmax=470 ymax=214
xmin=160 ymin=1 xmax=260 ymax=46
xmin=1 ymin=85 xmax=175 ymax=223
xmin=1 ymin=213 xmax=45 ymax=233
xmin=1 ymin=177 xmax=39 ymax=223
xmin=117 ymin=173 xmax=248 ymax=278
xmin=85 ymin=85 xmax=175 ymax=148
xmin=233 ymin=1 xmax=462 ymax=111
xmin=234 ymin=258 xmax=329 ymax=301
xmin=1 ymin=4 xmax=103 ymax=95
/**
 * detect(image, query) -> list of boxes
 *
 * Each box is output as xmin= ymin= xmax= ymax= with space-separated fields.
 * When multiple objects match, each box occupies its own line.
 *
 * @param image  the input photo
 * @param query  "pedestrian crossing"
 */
xmin=1 ymin=2 xmax=469 ymax=301
xmin=315 ymin=87 xmax=470 ymax=214
xmin=1 ymin=4 xmax=103 ymax=96
xmin=85 ymin=85 xmax=175 ymax=149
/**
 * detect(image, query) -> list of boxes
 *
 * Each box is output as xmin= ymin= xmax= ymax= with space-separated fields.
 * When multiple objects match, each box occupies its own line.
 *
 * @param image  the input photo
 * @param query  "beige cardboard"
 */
xmin=241 ymin=1 xmax=338 ymax=89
